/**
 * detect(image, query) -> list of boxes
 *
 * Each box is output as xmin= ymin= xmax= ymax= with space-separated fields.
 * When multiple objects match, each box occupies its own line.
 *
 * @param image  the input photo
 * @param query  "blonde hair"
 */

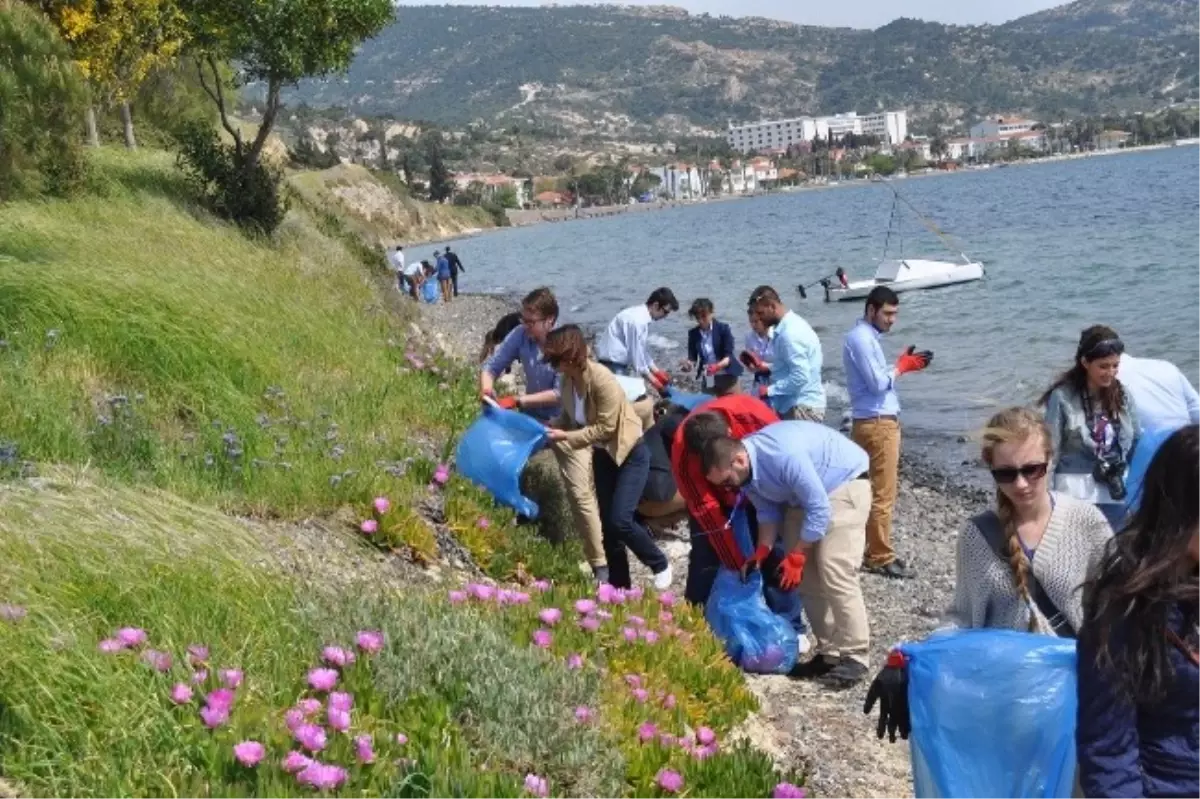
xmin=980 ymin=406 xmax=1054 ymax=633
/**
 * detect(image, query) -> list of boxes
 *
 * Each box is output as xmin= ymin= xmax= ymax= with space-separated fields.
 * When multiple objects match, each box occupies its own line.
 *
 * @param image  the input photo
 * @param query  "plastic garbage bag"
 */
xmin=662 ymin=387 xmax=710 ymax=412
xmin=614 ymin=374 xmax=649 ymax=402
xmin=901 ymin=629 xmax=1078 ymax=799
xmin=703 ymin=506 xmax=798 ymax=675
xmin=421 ymin=280 xmax=439 ymax=303
xmin=454 ymin=405 xmax=549 ymax=518
xmin=1124 ymin=425 xmax=1177 ymax=516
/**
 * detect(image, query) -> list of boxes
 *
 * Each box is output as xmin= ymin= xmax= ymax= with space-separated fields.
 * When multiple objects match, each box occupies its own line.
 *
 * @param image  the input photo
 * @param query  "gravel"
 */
xmin=416 ymin=290 xmax=990 ymax=798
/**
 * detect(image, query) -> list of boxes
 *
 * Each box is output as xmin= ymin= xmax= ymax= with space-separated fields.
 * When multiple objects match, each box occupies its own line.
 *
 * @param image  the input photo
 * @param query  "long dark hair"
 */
xmin=1038 ymin=324 xmax=1128 ymax=418
xmin=1081 ymin=424 xmax=1199 ymax=703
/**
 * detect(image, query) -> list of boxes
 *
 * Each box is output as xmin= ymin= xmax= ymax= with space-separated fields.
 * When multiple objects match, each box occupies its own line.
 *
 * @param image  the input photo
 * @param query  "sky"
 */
xmin=395 ymin=0 xmax=1069 ymax=29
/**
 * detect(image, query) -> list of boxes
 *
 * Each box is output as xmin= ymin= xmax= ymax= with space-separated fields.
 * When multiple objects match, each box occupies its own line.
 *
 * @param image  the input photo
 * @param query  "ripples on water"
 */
xmin=445 ymin=147 xmax=1200 ymax=475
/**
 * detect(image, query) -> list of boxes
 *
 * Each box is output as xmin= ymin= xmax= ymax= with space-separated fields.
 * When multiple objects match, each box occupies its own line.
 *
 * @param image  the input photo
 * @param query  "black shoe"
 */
xmin=864 ymin=558 xmax=915 ymax=579
xmin=822 ymin=657 xmax=869 ymax=687
xmin=788 ymin=654 xmax=836 ymax=680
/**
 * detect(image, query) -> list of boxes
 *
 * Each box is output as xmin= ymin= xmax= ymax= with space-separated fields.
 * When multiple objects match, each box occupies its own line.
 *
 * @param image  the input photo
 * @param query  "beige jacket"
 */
xmin=555 ymin=360 xmax=646 ymax=466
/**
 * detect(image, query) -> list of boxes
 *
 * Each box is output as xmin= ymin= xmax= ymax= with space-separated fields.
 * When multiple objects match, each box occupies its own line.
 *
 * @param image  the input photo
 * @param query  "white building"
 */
xmin=969 ymin=115 xmax=1038 ymax=139
xmin=727 ymin=110 xmax=908 ymax=154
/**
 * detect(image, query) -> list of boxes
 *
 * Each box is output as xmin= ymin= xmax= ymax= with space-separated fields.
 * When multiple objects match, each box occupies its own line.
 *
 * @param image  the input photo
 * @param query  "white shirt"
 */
xmin=403 ymin=260 xmax=423 ymax=277
xmin=389 ymin=250 xmax=405 ymax=273
xmin=1119 ymin=354 xmax=1200 ymax=434
xmin=594 ymin=304 xmax=655 ymax=374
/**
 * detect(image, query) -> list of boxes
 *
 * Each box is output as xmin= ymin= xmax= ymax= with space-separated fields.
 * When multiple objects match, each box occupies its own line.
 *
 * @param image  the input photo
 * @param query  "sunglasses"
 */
xmin=990 ymin=462 xmax=1049 ymax=484
xmin=1084 ymin=338 xmax=1125 ymax=359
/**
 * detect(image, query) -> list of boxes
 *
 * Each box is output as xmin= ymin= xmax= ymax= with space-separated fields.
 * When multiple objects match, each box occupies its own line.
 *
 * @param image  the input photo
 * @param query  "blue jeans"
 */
xmin=593 ymin=441 xmax=668 ymax=588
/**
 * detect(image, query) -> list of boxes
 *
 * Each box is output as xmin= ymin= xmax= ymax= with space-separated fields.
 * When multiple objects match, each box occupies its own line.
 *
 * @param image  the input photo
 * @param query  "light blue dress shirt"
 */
xmin=741 ymin=421 xmax=870 ymax=543
xmin=482 ymin=326 xmax=561 ymax=422
xmin=842 ymin=318 xmax=900 ymax=419
xmin=767 ymin=311 xmax=825 ymax=414
xmin=1118 ymin=355 xmax=1200 ymax=435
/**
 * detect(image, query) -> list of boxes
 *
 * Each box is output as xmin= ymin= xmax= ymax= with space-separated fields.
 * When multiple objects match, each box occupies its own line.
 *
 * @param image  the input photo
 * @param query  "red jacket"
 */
xmin=670 ymin=394 xmax=779 ymax=570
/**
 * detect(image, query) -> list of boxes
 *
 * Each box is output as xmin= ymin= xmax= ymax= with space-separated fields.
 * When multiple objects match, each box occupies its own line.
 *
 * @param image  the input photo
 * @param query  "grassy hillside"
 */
xmin=0 ymin=149 xmax=800 ymax=797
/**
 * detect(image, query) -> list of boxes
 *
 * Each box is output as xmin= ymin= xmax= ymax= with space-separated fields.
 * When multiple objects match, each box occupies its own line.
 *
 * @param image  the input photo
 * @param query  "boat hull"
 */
xmin=826 ymin=262 xmax=985 ymax=302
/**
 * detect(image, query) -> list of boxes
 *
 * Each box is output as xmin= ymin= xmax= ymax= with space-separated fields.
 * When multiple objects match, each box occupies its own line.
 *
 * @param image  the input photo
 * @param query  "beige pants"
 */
xmin=781 ymin=405 xmax=825 ymax=422
xmin=852 ymin=418 xmax=901 ymax=568
xmin=783 ymin=479 xmax=872 ymax=665
xmin=552 ymin=442 xmax=605 ymax=567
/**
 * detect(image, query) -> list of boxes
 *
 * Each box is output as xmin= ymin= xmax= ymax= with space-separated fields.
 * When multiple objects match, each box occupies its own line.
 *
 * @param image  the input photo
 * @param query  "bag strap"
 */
xmin=970 ymin=511 xmax=1077 ymax=639
xmin=1166 ymin=629 xmax=1200 ymax=667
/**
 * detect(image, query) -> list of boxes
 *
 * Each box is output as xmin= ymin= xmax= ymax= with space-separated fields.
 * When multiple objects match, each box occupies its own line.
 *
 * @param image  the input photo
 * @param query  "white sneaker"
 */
xmin=652 ymin=564 xmax=674 ymax=591
xmin=797 ymin=634 xmax=812 ymax=657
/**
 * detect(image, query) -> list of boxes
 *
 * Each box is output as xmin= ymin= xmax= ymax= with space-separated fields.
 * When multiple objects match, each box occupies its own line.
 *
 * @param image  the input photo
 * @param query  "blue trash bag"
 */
xmin=1124 ymin=425 xmax=1177 ymax=516
xmin=703 ymin=506 xmax=798 ymax=674
xmin=454 ymin=405 xmax=549 ymax=518
xmin=901 ymin=629 xmax=1078 ymax=799
xmin=662 ymin=387 xmax=710 ymax=411
xmin=421 ymin=279 xmax=439 ymax=303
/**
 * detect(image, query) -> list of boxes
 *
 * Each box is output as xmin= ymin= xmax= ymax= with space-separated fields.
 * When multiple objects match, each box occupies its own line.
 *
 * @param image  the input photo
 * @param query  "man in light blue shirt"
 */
xmin=700 ymin=421 xmax=873 ymax=684
xmin=841 ymin=286 xmax=931 ymax=580
xmin=1118 ymin=353 xmax=1199 ymax=435
xmin=749 ymin=286 xmax=825 ymax=420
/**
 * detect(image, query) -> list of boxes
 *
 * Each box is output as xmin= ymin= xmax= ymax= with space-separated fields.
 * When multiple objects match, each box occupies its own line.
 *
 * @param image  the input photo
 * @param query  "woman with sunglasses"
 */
xmin=1076 ymin=424 xmax=1198 ymax=799
xmin=542 ymin=325 xmax=672 ymax=591
xmin=1041 ymin=325 xmax=1140 ymax=528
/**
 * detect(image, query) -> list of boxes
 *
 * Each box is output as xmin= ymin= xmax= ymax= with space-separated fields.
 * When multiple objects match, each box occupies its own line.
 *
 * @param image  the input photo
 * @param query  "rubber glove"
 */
xmin=756 ymin=383 xmax=769 ymax=399
xmin=895 ymin=345 xmax=933 ymax=375
xmin=651 ymin=368 xmax=672 ymax=388
xmin=777 ymin=550 xmax=807 ymax=589
xmin=862 ymin=650 xmax=911 ymax=743
xmin=739 ymin=544 xmax=771 ymax=582
xmin=739 ymin=350 xmax=768 ymax=373
xmin=496 ymin=396 xmax=519 ymax=410
xmin=481 ymin=389 xmax=496 ymax=405
xmin=704 ymin=363 xmax=721 ymax=376
xmin=647 ymin=372 xmax=666 ymax=392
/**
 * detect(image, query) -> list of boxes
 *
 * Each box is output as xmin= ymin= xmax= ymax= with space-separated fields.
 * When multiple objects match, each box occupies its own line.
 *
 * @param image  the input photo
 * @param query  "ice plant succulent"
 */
xmin=532 ymin=579 xmax=551 ymax=592
xmin=282 ymin=751 xmax=311 ymax=773
xmin=537 ymin=608 xmax=562 ymax=626
xmin=219 ymin=668 xmax=243 ymax=688
xmin=532 ymin=628 xmax=553 ymax=649
xmin=637 ymin=722 xmax=658 ymax=743
xmin=293 ymin=723 xmax=327 ymax=753
xmin=297 ymin=762 xmax=346 ymax=791
xmin=322 ymin=646 xmax=355 ymax=668
xmin=360 ymin=519 xmax=378 ymax=535
xmin=373 ymin=496 xmax=391 ymax=514
xmin=356 ymin=630 xmax=384 ymax=654
xmin=773 ymin=783 xmax=807 ymax=798
xmin=523 ymin=773 xmax=549 ymax=798
xmin=656 ymin=769 xmax=684 ymax=794
xmin=98 ymin=638 xmax=123 ymax=653
xmin=328 ymin=691 xmax=352 ymax=712
xmin=169 ymin=683 xmax=193 ymax=704
xmin=199 ymin=704 xmax=229 ymax=729
xmin=297 ymin=698 xmax=322 ymax=715
xmin=327 ymin=707 xmax=351 ymax=733
xmin=307 ymin=668 xmax=339 ymax=692
xmin=432 ymin=463 xmax=450 ymax=485
xmin=574 ymin=706 xmax=593 ymax=723
xmin=116 ymin=627 xmax=147 ymax=648
xmin=579 ymin=617 xmax=601 ymax=633
xmin=141 ymin=649 xmax=172 ymax=672
xmin=354 ymin=734 xmax=376 ymax=764
xmin=187 ymin=644 xmax=209 ymax=666
xmin=566 ymin=653 xmax=584 ymax=670
xmin=574 ymin=599 xmax=597 ymax=615
xmin=233 ymin=741 xmax=265 ymax=767
xmin=448 ymin=590 xmax=468 ymax=604
xmin=697 ymin=726 xmax=716 ymax=746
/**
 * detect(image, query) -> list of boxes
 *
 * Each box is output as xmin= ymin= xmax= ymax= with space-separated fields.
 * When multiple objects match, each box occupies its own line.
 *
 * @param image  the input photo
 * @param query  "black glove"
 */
xmin=862 ymin=650 xmax=910 ymax=743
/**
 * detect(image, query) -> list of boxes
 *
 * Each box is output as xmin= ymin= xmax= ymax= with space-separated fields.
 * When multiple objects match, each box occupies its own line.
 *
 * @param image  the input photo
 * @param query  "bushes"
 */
xmin=0 ymin=2 xmax=89 ymax=200
xmin=174 ymin=120 xmax=287 ymax=235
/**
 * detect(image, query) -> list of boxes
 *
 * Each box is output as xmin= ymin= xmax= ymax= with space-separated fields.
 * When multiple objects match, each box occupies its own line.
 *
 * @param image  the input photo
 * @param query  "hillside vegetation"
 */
xmin=277 ymin=0 xmax=1200 ymax=137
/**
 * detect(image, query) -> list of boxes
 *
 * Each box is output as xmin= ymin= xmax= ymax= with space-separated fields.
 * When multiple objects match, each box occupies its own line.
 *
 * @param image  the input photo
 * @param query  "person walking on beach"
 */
xmin=681 ymin=298 xmax=743 ymax=396
xmin=402 ymin=258 xmax=425 ymax=300
xmin=594 ymin=287 xmax=679 ymax=391
xmin=444 ymin=245 xmax=466 ymax=297
xmin=389 ymin=244 xmax=406 ymax=292
xmin=434 ymin=250 xmax=453 ymax=303
xmin=842 ymin=286 xmax=932 ymax=580
xmin=699 ymin=420 xmax=873 ymax=685
xmin=1041 ymin=325 xmax=1140 ymax=528
xmin=749 ymin=286 xmax=826 ymax=421
xmin=543 ymin=325 xmax=673 ymax=591
xmin=479 ymin=290 xmax=607 ymax=584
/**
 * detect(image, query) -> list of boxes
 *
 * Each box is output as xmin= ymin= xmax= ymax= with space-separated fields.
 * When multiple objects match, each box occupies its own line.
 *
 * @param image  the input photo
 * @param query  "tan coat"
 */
xmin=555 ymin=360 xmax=645 ymax=466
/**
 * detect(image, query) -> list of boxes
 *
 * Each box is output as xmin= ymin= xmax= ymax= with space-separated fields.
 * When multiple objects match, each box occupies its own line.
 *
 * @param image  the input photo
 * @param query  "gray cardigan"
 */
xmin=1044 ymin=383 xmax=1138 ymax=482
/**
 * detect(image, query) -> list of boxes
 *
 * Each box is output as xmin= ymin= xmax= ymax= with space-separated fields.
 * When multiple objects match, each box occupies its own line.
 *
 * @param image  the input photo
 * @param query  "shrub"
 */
xmin=174 ymin=120 xmax=288 ymax=235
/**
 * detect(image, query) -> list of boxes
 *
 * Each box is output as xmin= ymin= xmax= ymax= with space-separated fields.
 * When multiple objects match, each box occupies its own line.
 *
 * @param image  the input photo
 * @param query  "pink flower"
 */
xmin=632 ymin=688 xmax=648 ymax=703
xmin=532 ymin=579 xmax=551 ymax=592
xmin=297 ymin=762 xmax=346 ymax=791
xmin=697 ymin=726 xmax=716 ymax=746
xmin=467 ymin=583 xmax=496 ymax=602
xmin=622 ymin=627 xmax=637 ymax=642
xmin=284 ymin=708 xmax=306 ymax=732
xmin=219 ymin=668 xmax=243 ymax=688
xmin=360 ymin=519 xmax=378 ymax=535
xmin=98 ymin=638 xmax=123 ymax=653
xmin=523 ymin=773 xmax=549 ymax=798
xmin=659 ymin=732 xmax=677 ymax=747
xmin=205 ymin=688 xmax=235 ymax=710
xmin=627 ymin=586 xmax=644 ymax=600
xmin=395 ymin=732 xmax=408 ymax=745
xmin=354 ymin=734 xmax=376 ymax=764
xmin=476 ymin=516 xmax=490 ymax=528
xmin=537 ymin=608 xmax=562 ymax=626
xmin=659 ymin=611 xmax=674 ymax=624
xmin=579 ymin=617 xmax=600 ymax=633
xmin=565 ymin=653 xmax=584 ymax=670
xmin=169 ymin=683 xmax=193 ymax=704
xmin=356 ymin=630 xmax=384 ymax=654
xmin=327 ymin=707 xmax=351 ymax=733
xmin=637 ymin=722 xmax=658 ymax=743
xmin=627 ymin=615 xmax=646 ymax=628
xmin=116 ymin=627 xmax=147 ymax=648
xmin=322 ymin=646 xmax=355 ymax=668
xmin=0 ymin=604 xmax=26 ymax=623
xmin=307 ymin=668 xmax=338 ymax=692
xmin=596 ymin=609 xmax=613 ymax=620
xmin=693 ymin=742 xmax=718 ymax=760
xmin=663 ymin=693 xmax=677 ymax=710
xmin=510 ymin=591 xmax=531 ymax=605
xmin=187 ymin=644 xmax=209 ymax=666
xmin=574 ymin=599 xmax=597 ymax=615
xmin=624 ymin=674 xmax=642 ymax=688
xmin=199 ymin=704 xmax=229 ymax=729
xmin=328 ymin=691 xmax=352 ymax=712
xmin=233 ymin=740 xmax=265 ymax=767
xmin=658 ymin=591 xmax=677 ymax=607
xmin=191 ymin=669 xmax=208 ymax=684
xmin=496 ymin=589 xmax=516 ymax=605
xmin=656 ymin=769 xmax=684 ymax=794
xmin=574 ymin=706 xmax=593 ymax=723
xmin=448 ymin=590 xmax=468 ymax=604
xmin=297 ymin=698 xmax=322 ymax=716
xmin=597 ymin=583 xmax=617 ymax=603
xmin=373 ymin=496 xmax=391 ymax=515
xmin=773 ymin=783 xmax=807 ymax=798
xmin=532 ymin=628 xmax=552 ymax=649
xmin=641 ymin=630 xmax=659 ymax=644
xmin=293 ymin=723 xmax=327 ymax=753
xmin=432 ymin=464 xmax=450 ymax=485
xmin=282 ymin=751 xmax=311 ymax=773
xmin=141 ymin=649 xmax=172 ymax=672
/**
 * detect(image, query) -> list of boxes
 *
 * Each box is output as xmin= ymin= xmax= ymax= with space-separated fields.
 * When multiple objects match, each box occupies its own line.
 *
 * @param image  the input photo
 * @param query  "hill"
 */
xmin=273 ymin=0 xmax=1200 ymax=138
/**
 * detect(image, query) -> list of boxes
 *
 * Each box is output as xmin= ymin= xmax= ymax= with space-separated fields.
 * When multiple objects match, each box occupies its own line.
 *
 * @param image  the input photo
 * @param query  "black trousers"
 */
xmin=593 ymin=442 xmax=668 ymax=588
xmin=450 ymin=265 xmax=460 ymax=296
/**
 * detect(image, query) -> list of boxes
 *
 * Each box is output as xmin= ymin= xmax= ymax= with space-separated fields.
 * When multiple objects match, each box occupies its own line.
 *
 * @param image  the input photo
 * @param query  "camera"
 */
xmin=1093 ymin=453 xmax=1127 ymax=502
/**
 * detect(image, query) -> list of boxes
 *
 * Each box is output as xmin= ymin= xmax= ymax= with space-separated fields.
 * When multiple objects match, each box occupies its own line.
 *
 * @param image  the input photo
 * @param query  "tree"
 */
xmin=930 ymin=135 xmax=948 ymax=161
xmin=424 ymin=132 xmax=451 ymax=202
xmin=552 ymin=153 xmax=574 ymax=173
xmin=493 ymin=184 xmax=519 ymax=209
xmin=708 ymin=171 xmax=723 ymax=195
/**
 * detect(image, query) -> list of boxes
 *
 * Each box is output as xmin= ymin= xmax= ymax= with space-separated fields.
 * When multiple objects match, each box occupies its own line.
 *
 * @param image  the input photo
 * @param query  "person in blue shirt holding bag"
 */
xmin=681 ymin=298 xmax=743 ymax=396
xmin=747 ymin=286 xmax=826 ymax=421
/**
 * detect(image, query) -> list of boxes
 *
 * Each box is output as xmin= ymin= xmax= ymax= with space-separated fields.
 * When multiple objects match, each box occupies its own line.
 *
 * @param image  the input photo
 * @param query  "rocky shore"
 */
xmin=415 ymin=293 xmax=986 ymax=798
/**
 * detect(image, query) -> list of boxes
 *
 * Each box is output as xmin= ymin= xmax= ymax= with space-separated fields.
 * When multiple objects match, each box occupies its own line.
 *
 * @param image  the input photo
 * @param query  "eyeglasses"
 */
xmin=1084 ymin=338 xmax=1125 ymax=359
xmin=990 ymin=462 xmax=1049 ymax=484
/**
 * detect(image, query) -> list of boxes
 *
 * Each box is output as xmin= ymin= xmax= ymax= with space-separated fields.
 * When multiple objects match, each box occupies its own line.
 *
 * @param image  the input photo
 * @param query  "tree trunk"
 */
xmin=120 ymin=102 xmax=137 ymax=150
xmin=85 ymin=106 xmax=100 ymax=147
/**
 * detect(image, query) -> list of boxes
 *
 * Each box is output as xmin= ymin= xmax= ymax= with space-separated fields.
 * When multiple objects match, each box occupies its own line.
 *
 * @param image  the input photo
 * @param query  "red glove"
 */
xmin=757 ymin=384 xmax=769 ymax=399
xmin=778 ymin=550 xmax=807 ymax=590
xmin=647 ymin=372 xmax=666 ymax=392
xmin=739 ymin=350 xmax=768 ymax=373
xmin=704 ymin=363 xmax=721 ymax=376
xmin=895 ymin=345 xmax=934 ymax=375
xmin=651 ymin=368 xmax=671 ymax=388
xmin=496 ymin=396 xmax=519 ymax=410
xmin=739 ymin=544 xmax=771 ymax=581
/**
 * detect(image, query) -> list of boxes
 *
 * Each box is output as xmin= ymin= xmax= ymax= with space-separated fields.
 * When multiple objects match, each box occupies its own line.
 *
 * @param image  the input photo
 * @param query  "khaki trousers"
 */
xmin=781 ymin=405 xmax=825 ymax=422
xmin=783 ymin=479 xmax=872 ymax=665
xmin=851 ymin=418 xmax=901 ymax=569
xmin=552 ymin=442 xmax=606 ymax=567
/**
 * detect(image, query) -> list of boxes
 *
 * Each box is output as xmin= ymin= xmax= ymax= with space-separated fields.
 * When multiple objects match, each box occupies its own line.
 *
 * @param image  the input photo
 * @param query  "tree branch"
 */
xmin=196 ymin=55 xmax=242 ymax=156
xmin=246 ymin=78 xmax=281 ymax=171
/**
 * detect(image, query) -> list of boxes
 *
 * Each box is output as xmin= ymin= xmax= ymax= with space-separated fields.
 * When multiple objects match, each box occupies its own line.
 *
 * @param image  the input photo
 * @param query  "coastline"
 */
xmin=416 ymin=293 xmax=977 ymax=798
